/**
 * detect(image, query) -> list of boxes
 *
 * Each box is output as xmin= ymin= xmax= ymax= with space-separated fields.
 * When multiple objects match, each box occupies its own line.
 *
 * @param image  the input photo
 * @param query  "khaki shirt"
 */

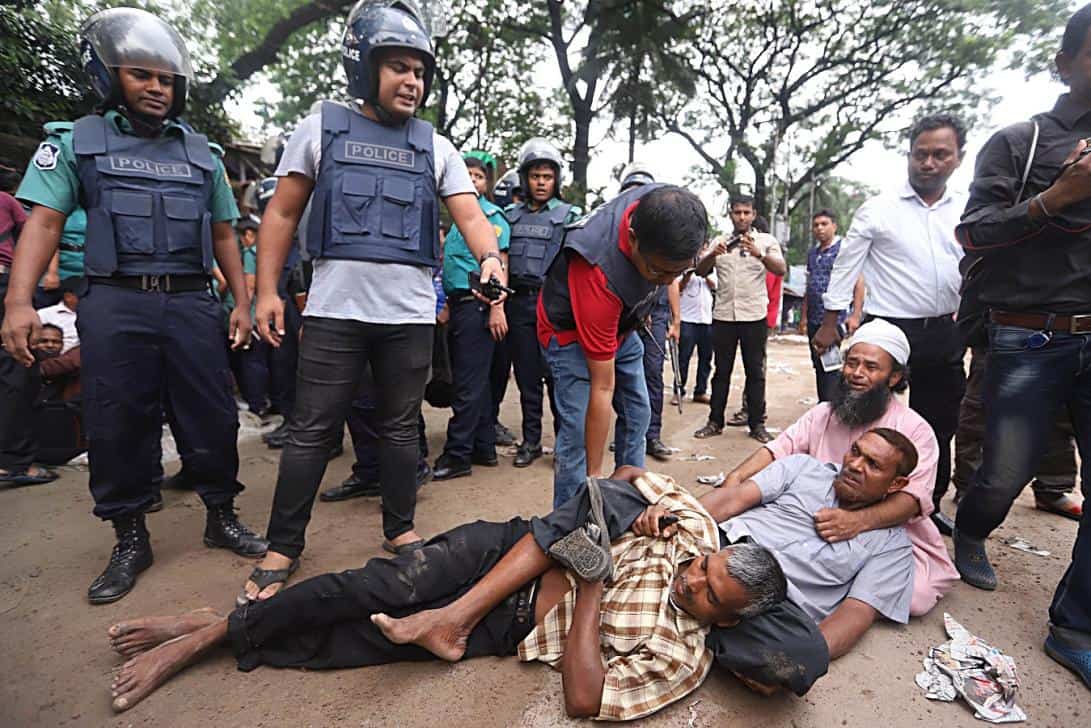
xmin=709 ymin=231 xmax=784 ymax=322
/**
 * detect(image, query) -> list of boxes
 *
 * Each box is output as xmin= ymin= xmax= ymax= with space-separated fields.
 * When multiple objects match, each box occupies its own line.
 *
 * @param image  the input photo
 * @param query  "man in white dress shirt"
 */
xmin=813 ymin=114 xmax=968 ymax=533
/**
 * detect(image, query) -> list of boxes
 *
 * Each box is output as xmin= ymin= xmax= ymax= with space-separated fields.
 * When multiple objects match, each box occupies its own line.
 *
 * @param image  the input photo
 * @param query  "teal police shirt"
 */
xmin=442 ymin=195 xmax=512 ymax=295
xmin=16 ymin=111 xmax=238 ymax=225
xmin=57 ymin=207 xmax=87 ymax=281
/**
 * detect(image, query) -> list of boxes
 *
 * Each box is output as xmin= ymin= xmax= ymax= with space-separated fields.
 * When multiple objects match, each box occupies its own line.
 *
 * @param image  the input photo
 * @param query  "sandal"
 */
xmin=0 ymin=466 xmax=59 ymax=488
xmin=382 ymin=539 xmax=424 ymax=556
xmin=547 ymin=478 xmax=613 ymax=582
xmin=693 ymin=422 xmax=723 ymax=439
xmin=1035 ymin=494 xmax=1083 ymax=521
xmin=236 ymin=557 xmax=300 ymax=607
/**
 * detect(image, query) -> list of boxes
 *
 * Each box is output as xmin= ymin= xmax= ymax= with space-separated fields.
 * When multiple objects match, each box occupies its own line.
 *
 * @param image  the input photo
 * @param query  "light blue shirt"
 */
xmin=720 ymin=454 xmax=914 ymax=624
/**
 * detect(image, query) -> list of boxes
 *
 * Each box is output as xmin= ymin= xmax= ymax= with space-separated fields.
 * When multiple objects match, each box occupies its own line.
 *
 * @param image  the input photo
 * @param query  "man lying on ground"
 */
xmin=105 ymin=467 xmax=786 ymax=720
xmin=693 ymin=428 xmax=920 ymax=693
xmin=721 ymin=319 xmax=958 ymax=617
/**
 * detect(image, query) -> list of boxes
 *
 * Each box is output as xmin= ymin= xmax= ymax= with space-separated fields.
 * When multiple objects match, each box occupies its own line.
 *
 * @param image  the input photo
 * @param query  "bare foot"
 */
xmin=110 ymin=627 xmax=215 ymax=712
xmin=371 ymin=608 xmax=471 ymax=662
xmin=243 ymin=551 xmax=295 ymax=601
xmin=108 ymin=608 xmax=221 ymax=657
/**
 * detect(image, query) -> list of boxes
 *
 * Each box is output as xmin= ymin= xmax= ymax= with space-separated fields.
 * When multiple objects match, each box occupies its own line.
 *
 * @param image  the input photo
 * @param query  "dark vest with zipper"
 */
xmin=506 ymin=200 xmax=571 ymax=287
xmin=73 ymin=114 xmax=215 ymax=277
xmin=542 ymin=183 xmax=664 ymax=337
xmin=306 ymin=102 xmax=438 ymax=267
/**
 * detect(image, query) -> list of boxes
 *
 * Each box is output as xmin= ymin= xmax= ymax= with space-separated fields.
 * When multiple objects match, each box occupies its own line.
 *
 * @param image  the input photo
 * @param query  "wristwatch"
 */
xmin=480 ymin=251 xmax=505 ymax=270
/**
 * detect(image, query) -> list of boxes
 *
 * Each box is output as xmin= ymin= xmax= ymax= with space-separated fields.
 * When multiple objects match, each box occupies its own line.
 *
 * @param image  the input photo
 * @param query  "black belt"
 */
xmin=88 ymin=274 xmax=209 ymax=293
xmin=868 ymin=313 xmax=954 ymax=328
xmin=991 ymin=310 xmax=1091 ymax=334
xmin=511 ymin=284 xmax=542 ymax=296
xmin=449 ymin=290 xmax=478 ymax=304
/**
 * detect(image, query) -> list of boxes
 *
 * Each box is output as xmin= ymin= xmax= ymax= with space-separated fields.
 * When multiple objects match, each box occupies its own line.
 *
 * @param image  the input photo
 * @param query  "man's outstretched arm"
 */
xmin=699 ymin=479 xmax=763 ymax=523
xmin=819 ymin=598 xmax=878 ymax=660
xmin=723 ymin=447 xmax=775 ymax=489
xmin=562 ymin=578 xmax=606 ymax=717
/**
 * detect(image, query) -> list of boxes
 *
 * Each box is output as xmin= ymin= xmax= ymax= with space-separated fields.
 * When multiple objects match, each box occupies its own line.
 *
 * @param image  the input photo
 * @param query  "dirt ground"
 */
xmin=0 ymin=337 xmax=1085 ymax=727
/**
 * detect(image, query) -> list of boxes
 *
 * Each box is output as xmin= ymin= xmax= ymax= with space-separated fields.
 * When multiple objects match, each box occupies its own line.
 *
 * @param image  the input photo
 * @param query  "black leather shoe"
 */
xmin=646 ymin=439 xmax=673 ymax=462
xmin=204 ymin=504 xmax=268 ymax=557
xmin=495 ymin=422 xmax=517 ymax=447
xmin=327 ymin=443 xmax=344 ymax=460
xmin=416 ymin=462 xmax=433 ymax=488
xmin=320 ymin=474 xmax=380 ymax=501
xmin=264 ymin=422 xmax=290 ymax=449
xmin=472 ymin=450 xmax=499 ymax=467
xmin=433 ymin=456 xmax=471 ymax=481
xmin=88 ymin=514 xmax=153 ymax=605
xmin=514 ymin=443 xmax=543 ymax=468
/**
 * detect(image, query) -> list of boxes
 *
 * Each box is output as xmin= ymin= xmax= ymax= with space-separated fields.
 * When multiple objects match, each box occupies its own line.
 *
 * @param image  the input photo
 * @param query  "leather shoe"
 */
xmin=88 ymin=514 xmax=153 ymax=604
xmin=931 ymin=511 xmax=955 ymax=536
xmin=204 ymin=503 xmax=268 ymax=557
xmin=494 ymin=422 xmax=517 ymax=447
xmin=692 ymin=393 xmax=710 ymax=404
xmin=646 ymin=438 xmax=673 ymax=462
xmin=514 ymin=443 xmax=543 ymax=468
xmin=320 ymin=474 xmax=380 ymax=501
xmin=433 ymin=456 xmax=471 ymax=481
xmin=327 ymin=442 xmax=344 ymax=460
xmin=263 ymin=421 xmax=290 ymax=448
xmin=416 ymin=462 xmax=433 ymax=488
xmin=472 ymin=451 xmax=499 ymax=467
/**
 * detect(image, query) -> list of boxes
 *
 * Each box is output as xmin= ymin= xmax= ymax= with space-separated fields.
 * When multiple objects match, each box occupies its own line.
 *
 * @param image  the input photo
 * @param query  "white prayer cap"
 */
xmin=847 ymin=319 xmax=910 ymax=366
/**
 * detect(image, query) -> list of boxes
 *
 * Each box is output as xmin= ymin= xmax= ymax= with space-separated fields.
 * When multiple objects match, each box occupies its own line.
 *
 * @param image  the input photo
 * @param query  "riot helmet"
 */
xmin=493 ymin=169 xmax=520 ymax=208
xmin=342 ymin=0 xmax=436 ymax=109
xmin=80 ymin=8 xmax=193 ymax=118
xmin=619 ymin=161 xmax=655 ymax=192
xmin=516 ymin=138 xmax=564 ymax=201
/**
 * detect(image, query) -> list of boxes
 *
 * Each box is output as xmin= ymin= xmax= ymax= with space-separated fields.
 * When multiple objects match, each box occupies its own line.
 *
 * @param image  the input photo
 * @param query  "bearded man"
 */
xmin=721 ymin=319 xmax=959 ymax=616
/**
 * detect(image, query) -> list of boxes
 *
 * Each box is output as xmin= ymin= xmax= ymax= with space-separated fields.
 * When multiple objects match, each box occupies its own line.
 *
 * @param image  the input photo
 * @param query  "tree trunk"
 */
xmin=571 ymin=102 xmax=593 ymax=199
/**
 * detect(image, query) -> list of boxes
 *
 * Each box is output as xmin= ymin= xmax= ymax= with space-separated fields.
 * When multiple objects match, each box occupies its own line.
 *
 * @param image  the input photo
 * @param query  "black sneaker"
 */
xmin=88 ymin=514 xmax=153 ymax=604
xmin=204 ymin=504 xmax=268 ymax=557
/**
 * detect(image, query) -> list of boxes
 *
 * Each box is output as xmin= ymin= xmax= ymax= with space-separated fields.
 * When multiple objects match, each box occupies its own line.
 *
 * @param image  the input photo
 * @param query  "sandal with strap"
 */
xmin=0 ymin=466 xmax=59 ymax=488
xmin=1035 ymin=494 xmax=1083 ymax=521
xmin=236 ymin=558 xmax=300 ymax=607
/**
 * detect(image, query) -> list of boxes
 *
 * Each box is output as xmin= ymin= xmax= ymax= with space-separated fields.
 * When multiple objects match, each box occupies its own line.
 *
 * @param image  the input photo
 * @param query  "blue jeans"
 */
xmin=544 ymin=333 xmax=649 ymax=508
xmin=956 ymin=324 xmax=1091 ymax=636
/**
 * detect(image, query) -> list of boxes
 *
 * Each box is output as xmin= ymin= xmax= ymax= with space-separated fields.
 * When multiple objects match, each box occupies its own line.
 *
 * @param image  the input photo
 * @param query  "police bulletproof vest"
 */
xmin=73 ymin=114 xmax=216 ymax=277
xmin=542 ymin=183 xmax=665 ymax=337
xmin=506 ymin=201 xmax=571 ymax=286
xmin=307 ymin=102 xmax=439 ymax=267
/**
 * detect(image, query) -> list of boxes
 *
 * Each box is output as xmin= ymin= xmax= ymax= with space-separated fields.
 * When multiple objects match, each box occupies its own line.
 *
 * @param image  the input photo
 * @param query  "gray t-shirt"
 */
xmin=276 ymin=109 xmax=475 ymax=324
xmin=720 ymin=454 xmax=914 ymax=625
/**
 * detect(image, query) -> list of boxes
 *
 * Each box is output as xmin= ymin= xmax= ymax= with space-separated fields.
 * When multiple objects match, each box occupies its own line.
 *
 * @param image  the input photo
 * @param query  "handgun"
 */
xmin=657 ymin=514 xmax=680 ymax=529
xmin=467 ymin=271 xmax=515 ymax=301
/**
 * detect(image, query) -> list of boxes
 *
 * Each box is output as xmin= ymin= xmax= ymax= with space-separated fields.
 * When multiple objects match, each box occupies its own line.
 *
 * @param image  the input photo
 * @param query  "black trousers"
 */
xmin=489 ymin=334 xmax=512 ymax=427
xmin=877 ymin=315 xmax=965 ymax=506
xmin=708 ymin=318 xmax=768 ymax=429
xmin=505 ymin=289 xmax=557 ymax=447
xmin=266 ymin=317 xmax=433 ymax=552
xmin=269 ymin=300 xmax=302 ymax=415
xmin=441 ymin=297 xmax=496 ymax=463
xmin=0 ymin=274 xmax=41 ymax=472
xmin=229 ymin=478 xmax=649 ymax=671
xmin=806 ymin=321 xmax=840 ymax=403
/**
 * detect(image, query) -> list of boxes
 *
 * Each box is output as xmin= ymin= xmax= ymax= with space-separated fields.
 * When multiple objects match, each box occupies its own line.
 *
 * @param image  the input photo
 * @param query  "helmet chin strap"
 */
xmin=118 ymin=105 xmax=166 ymax=137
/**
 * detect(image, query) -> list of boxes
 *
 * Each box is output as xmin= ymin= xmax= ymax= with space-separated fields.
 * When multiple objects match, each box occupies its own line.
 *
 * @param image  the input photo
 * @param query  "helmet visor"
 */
xmin=82 ymin=8 xmax=193 ymax=79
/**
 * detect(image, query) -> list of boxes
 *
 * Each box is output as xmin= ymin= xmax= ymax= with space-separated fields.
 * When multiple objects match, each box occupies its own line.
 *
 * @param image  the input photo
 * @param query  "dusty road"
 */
xmin=0 ymin=338 xmax=1084 ymax=727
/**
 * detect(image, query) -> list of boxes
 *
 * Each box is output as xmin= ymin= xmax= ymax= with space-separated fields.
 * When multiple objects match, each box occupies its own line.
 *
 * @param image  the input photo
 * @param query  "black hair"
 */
xmin=729 ymin=194 xmax=754 ymax=210
xmin=40 ymin=323 xmax=63 ymax=336
xmin=753 ymin=215 xmax=770 ymax=234
xmin=630 ymin=185 xmax=708 ymax=262
xmin=890 ymin=360 xmax=910 ymax=394
xmin=0 ymin=168 xmax=21 ymax=193
xmin=464 ymin=156 xmax=495 ymax=202
xmin=908 ymin=113 xmax=967 ymax=152
xmin=867 ymin=427 xmax=919 ymax=477
xmin=1063 ymin=4 xmax=1091 ymax=56
xmin=813 ymin=208 xmax=837 ymax=224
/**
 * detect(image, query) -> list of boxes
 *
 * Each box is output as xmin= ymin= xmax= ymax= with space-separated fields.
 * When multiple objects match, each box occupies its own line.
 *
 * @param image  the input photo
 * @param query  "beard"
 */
xmin=831 ymin=375 xmax=893 ymax=427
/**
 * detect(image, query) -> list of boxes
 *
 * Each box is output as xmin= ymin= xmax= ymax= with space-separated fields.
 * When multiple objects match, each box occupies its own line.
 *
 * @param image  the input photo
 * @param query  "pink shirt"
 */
xmin=767 ymin=399 xmax=959 ymax=617
xmin=0 ymin=192 xmax=26 ymax=268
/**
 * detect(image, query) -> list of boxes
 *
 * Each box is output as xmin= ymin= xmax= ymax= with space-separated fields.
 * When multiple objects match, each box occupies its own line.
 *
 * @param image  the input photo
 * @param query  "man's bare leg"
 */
xmin=108 ymin=608 xmax=222 ymax=657
xmin=371 ymin=532 xmax=551 ymax=661
xmin=110 ymin=618 xmax=229 ymax=712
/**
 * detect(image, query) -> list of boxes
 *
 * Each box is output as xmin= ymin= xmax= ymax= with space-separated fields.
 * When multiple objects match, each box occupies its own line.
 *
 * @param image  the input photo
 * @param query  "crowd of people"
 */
xmin=0 ymin=0 xmax=1089 ymax=720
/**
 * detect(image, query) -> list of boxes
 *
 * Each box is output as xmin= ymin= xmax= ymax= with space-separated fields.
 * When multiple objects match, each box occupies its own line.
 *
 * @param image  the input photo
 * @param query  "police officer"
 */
xmin=1 ymin=8 xmax=267 ymax=604
xmin=432 ymin=151 xmax=511 ymax=479
xmin=612 ymin=162 xmax=681 ymax=462
xmin=242 ymin=0 xmax=506 ymax=602
xmin=538 ymin=184 xmax=707 ymax=506
xmin=493 ymin=169 xmax=521 ymax=209
xmin=504 ymin=138 xmax=581 ymax=468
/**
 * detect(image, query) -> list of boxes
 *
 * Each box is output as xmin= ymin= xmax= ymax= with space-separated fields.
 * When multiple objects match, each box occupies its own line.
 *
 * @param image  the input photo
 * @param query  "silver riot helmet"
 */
xmin=619 ymin=161 xmax=655 ymax=192
xmin=79 ymin=8 xmax=194 ymax=118
xmin=516 ymin=138 xmax=564 ymax=201
xmin=493 ymin=169 xmax=520 ymax=208
xmin=342 ymin=0 xmax=436 ymax=109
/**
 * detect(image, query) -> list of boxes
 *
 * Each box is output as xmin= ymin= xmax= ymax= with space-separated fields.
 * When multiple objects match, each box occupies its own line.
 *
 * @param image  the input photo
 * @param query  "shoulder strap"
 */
xmin=1015 ymin=120 xmax=1040 ymax=203
xmin=183 ymin=131 xmax=216 ymax=172
xmin=71 ymin=115 xmax=108 ymax=156
xmin=406 ymin=117 xmax=434 ymax=152
xmin=549 ymin=203 xmax=572 ymax=225
xmin=321 ymin=101 xmax=352 ymax=135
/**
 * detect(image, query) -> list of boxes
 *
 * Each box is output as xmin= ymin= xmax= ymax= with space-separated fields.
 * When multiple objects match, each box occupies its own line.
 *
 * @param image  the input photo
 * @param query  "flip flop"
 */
xmin=0 ymin=467 xmax=59 ymax=488
xmin=382 ymin=539 xmax=424 ymax=556
xmin=236 ymin=558 xmax=300 ymax=607
xmin=1035 ymin=494 xmax=1083 ymax=521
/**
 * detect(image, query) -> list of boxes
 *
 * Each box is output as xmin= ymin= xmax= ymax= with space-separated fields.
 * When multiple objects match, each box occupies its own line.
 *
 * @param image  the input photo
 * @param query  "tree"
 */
xmin=658 ymin=0 xmax=1067 ymax=216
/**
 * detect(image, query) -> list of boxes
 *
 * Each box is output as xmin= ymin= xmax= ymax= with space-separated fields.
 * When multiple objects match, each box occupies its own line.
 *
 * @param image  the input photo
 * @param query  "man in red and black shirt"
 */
xmin=538 ymin=184 xmax=707 ymax=506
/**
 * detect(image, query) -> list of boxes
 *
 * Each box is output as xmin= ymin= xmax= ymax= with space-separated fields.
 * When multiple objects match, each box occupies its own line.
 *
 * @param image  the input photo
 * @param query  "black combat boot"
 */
xmin=87 ymin=513 xmax=153 ymax=604
xmin=204 ymin=503 xmax=269 ymax=557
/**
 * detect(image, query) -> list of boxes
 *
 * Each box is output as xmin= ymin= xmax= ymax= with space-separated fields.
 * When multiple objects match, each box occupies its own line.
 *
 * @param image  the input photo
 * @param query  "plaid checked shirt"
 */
xmin=517 ymin=473 xmax=721 ymax=721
